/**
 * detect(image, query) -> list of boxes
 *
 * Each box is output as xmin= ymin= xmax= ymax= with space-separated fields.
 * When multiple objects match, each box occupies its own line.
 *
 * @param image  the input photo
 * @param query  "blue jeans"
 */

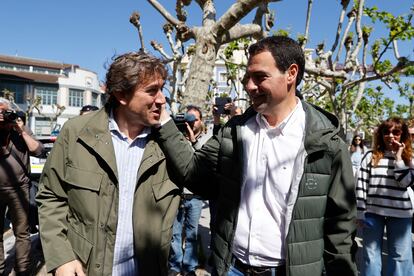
xmin=227 ymin=265 xmax=244 ymax=276
xmin=169 ymin=197 xmax=203 ymax=273
xmin=362 ymin=213 xmax=413 ymax=276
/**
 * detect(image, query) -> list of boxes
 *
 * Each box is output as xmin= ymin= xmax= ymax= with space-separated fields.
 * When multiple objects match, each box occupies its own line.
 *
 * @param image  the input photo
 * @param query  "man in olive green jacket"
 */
xmin=37 ymin=52 xmax=181 ymax=276
xmin=157 ymin=36 xmax=357 ymax=276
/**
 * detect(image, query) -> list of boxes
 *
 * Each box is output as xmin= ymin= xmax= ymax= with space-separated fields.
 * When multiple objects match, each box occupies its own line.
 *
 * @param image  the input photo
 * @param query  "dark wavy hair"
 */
xmin=350 ymin=135 xmax=365 ymax=153
xmin=372 ymin=117 xmax=412 ymax=167
xmin=105 ymin=51 xmax=167 ymax=108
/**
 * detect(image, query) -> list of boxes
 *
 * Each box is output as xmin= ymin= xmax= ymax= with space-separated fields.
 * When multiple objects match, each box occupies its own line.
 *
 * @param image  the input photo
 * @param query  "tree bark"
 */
xmin=180 ymin=31 xmax=218 ymax=110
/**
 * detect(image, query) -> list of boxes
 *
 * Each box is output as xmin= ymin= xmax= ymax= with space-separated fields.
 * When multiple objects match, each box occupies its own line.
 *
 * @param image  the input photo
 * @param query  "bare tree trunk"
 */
xmin=181 ymin=33 xmax=218 ymax=110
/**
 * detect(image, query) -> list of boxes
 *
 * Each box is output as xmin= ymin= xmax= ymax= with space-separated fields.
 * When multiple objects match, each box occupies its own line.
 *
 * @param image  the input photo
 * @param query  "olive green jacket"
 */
xmin=37 ymin=108 xmax=181 ymax=275
xmin=157 ymin=101 xmax=358 ymax=276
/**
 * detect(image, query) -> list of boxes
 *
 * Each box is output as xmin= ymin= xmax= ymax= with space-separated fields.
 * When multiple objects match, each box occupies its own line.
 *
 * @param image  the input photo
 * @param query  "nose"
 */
xmin=244 ymin=77 xmax=258 ymax=94
xmin=154 ymin=90 xmax=166 ymax=104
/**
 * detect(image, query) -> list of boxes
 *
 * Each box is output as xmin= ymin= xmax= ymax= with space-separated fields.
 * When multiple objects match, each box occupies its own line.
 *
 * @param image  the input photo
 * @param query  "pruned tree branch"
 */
xmin=147 ymin=0 xmax=195 ymax=41
xmin=302 ymin=0 xmax=314 ymax=49
xmin=330 ymin=0 xmax=351 ymax=55
xmin=130 ymin=12 xmax=145 ymax=51
xmin=344 ymin=60 xmax=414 ymax=89
xmin=220 ymin=23 xmax=262 ymax=44
xmin=150 ymin=40 xmax=172 ymax=60
xmin=334 ymin=9 xmax=356 ymax=68
xmin=349 ymin=0 xmax=365 ymax=65
xmin=305 ymin=67 xmax=348 ymax=79
xmin=212 ymin=0 xmax=280 ymax=39
xmin=148 ymin=0 xmax=182 ymax=27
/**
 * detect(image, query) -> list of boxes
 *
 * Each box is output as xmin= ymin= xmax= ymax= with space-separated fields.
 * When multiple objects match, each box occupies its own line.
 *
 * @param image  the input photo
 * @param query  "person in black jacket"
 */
xmin=0 ymin=98 xmax=44 ymax=275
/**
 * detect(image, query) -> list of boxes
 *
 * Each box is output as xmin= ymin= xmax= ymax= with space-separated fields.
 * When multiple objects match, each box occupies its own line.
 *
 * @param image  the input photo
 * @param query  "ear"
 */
xmin=113 ymin=91 xmax=128 ymax=106
xmin=287 ymin=64 xmax=299 ymax=85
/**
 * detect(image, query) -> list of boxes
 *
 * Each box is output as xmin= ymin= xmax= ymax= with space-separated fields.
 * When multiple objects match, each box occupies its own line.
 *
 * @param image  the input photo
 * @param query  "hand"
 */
xmin=159 ymin=102 xmax=170 ymax=123
xmin=212 ymin=105 xmax=221 ymax=124
xmin=392 ymin=140 xmax=405 ymax=161
xmin=13 ymin=119 xmax=25 ymax=134
xmin=55 ymin=260 xmax=86 ymax=276
xmin=185 ymin=122 xmax=196 ymax=143
xmin=224 ymin=102 xmax=234 ymax=113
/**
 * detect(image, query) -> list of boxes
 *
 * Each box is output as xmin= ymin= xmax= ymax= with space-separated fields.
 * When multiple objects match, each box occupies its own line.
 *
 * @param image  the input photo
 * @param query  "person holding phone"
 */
xmin=356 ymin=117 xmax=414 ymax=276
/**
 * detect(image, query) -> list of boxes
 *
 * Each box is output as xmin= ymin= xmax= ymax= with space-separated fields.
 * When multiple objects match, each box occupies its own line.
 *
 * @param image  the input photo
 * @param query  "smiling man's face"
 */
xmin=244 ymin=51 xmax=292 ymax=117
xmin=117 ymin=76 xmax=166 ymax=127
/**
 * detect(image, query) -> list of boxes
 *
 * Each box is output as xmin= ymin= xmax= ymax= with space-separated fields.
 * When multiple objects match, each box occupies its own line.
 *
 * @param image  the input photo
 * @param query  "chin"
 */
xmin=252 ymin=103 xmax=265 ymax=112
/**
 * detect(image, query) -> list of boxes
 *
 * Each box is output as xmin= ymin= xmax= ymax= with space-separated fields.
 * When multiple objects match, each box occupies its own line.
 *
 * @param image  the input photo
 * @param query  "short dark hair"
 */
xmin=248 ymin=36 xmax=305 ymax=86
xmin=105 ymin=51 xmax=167 ymax=107
xmin=186 ymin=105 xmax=202 ymax=120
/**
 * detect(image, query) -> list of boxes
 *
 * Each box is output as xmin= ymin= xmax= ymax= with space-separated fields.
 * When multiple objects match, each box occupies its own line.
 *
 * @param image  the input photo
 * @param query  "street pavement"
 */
xmin=2 ymin=203 xmax=414 ymax=275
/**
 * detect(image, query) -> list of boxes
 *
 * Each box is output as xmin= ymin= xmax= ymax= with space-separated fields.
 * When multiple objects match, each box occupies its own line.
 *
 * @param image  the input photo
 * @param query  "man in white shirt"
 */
xmin=157 ymin=36 xmax=357 ymax=276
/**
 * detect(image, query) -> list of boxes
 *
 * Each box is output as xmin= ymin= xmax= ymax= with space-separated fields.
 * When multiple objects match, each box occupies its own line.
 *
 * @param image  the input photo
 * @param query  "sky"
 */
xmin=0 ymin=0 xmax=412 ymax=102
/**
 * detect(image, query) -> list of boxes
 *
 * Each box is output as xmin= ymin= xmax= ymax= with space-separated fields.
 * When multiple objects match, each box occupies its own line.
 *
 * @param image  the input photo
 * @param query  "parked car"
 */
xmin=30 ymin=136 xmax=56 ymax=180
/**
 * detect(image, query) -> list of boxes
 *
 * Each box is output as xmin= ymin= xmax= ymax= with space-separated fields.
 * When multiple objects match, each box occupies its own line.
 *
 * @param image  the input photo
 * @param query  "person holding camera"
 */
xmin=168 ymin=105 xmax=210 ymax=276
xmin=0 ymin=97 xmax=44 ymax=276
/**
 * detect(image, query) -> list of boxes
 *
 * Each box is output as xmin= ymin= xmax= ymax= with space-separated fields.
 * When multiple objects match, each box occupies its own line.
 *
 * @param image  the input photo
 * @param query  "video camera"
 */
xmin=172 ymin=113 xmax=196 ymax=133
xmin=0 ymin=110 xmax=18 ymax=123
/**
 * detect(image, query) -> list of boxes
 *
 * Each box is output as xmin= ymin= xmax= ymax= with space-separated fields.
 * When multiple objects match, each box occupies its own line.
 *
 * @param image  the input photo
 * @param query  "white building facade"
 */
xmin=0 ymin=54 xmax=104 ymax=136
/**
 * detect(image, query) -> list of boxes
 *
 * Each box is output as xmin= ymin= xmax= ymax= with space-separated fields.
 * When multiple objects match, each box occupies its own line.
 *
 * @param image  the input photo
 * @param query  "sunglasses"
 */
xmin=382 ymin=129 xmax=402 ymax=136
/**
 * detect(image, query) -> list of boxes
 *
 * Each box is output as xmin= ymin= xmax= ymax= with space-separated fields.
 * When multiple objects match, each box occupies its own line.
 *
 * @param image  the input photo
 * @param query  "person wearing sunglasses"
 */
xmin=356 ymin=117 xmax=414 ymax=276
xmin=349 ymin=135 xmax=368 ymax=178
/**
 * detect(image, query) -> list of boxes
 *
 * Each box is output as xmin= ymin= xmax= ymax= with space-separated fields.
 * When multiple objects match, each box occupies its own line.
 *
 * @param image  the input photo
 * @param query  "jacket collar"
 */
xmin=137 ymin=136 xmax=165 ymax=180
xmin=77 ymin=109 xmax=166 ymax=184
xmin=301 ymin=101 xmax=340 ymax=154
xmin=233 ymin=101 xmax=340 ymax=154
xmin=77 ymin=108 xmax=119 ymax=179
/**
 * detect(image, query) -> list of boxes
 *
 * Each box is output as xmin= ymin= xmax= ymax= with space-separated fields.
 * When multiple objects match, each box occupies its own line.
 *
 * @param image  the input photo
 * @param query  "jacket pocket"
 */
xmin=65 ymin=165 xmax=102 ymax=191
xmin=67 ymin=224 xmax=93 ymax=266
xmin=152 ymin=179 xmax=180 ymax=201
xmin=65 ymin=165 xmax=103 ymax=225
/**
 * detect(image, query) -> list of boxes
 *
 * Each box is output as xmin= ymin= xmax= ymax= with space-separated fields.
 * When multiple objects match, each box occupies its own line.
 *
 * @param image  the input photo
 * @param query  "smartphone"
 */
xmin=215 ymin=97 xmax=232 ymax=115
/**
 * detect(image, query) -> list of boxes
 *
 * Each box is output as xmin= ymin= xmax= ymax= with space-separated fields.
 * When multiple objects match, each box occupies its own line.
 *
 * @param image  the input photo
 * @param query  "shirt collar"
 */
xmin=255 ymin=98 xmax=302 ymax=136
xmin=108 ymin=110 xmax=151 ymax=141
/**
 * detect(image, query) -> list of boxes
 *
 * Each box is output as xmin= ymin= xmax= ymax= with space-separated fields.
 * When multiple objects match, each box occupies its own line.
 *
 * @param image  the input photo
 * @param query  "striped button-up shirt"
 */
xmin=109 ymin=113 xmax=150 ymax=275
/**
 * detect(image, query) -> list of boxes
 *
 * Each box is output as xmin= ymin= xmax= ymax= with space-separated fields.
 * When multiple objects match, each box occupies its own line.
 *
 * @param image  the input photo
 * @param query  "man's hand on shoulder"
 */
xmin=55 ymin=260 xmax=85 ymax=276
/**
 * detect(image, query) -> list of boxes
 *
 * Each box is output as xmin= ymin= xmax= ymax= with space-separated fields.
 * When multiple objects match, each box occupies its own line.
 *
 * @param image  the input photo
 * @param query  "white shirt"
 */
xmin=232 ymin=99 xmax=306 ymax=266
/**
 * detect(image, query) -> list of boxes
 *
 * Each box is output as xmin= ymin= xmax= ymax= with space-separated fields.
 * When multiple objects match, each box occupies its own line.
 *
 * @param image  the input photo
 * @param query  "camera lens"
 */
xmin=3 ymin=110 xmax=17 ymax=122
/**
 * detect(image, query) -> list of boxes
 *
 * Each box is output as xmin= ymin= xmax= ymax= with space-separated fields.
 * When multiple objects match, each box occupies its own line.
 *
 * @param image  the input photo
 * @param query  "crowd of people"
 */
xmin=0 ymin=35 xmax=413 ymax=276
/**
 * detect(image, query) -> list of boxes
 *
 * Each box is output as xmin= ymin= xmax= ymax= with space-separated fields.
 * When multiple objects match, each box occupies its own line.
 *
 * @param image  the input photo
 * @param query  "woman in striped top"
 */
xmin=356 ymin=117 xmax=414 ymax=276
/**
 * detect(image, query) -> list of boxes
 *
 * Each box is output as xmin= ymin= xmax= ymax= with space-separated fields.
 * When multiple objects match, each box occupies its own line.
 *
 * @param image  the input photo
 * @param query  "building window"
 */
xmin=69 ymin=89 xmax=84 ymax=107
xmin=0 ymin=82 xmax=25 ymax=104
xmin=92 ymin=93 xmax=99 ymax=106
xmin=219 ymin=72 xmax=227 ymax=83
xmin=32 ymin=67 xmax=61 ymax=75
xmin=35 ymin=87 xmax=58 ymax=105
xmin=0 ymin=62 xmax=14 ymax=70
